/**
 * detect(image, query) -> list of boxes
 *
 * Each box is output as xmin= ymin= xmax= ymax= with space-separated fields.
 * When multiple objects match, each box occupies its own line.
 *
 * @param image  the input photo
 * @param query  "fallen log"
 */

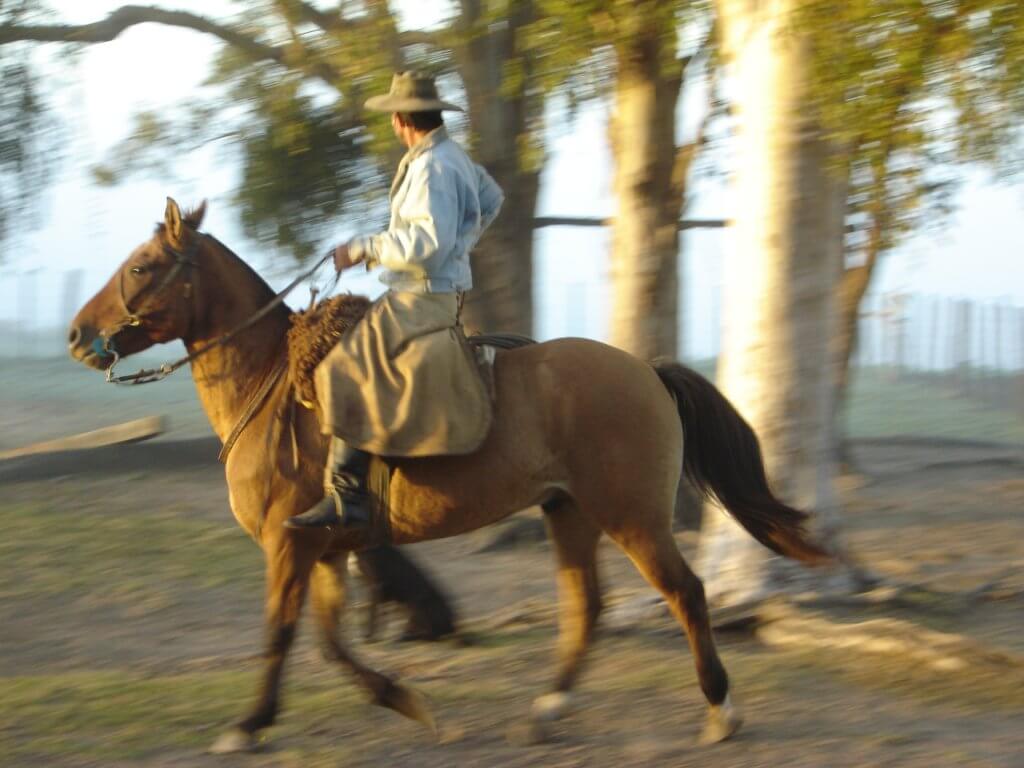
xmin=0 ymin=416 xmax=166 ymax=461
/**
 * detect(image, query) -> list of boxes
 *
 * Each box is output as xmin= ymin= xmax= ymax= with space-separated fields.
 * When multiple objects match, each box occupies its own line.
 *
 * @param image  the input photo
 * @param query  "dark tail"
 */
xmin=653 ymin=362 xmax=832 ymax=566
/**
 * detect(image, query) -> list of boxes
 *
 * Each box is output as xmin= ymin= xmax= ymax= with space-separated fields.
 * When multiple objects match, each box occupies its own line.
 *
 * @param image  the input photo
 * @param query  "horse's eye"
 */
xmin=130 ymin=266 xmax=146 ymax=276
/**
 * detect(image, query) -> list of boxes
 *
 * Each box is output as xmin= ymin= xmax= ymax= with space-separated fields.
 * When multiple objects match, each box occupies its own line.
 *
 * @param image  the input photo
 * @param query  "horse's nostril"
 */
xmin=68 ymin=325 xmax=81 ymax=347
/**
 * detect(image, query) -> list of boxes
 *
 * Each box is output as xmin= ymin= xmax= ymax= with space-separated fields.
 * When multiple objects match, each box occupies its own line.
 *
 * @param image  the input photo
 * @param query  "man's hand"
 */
xmin=330 ymin=243 xmax=355 ymax=272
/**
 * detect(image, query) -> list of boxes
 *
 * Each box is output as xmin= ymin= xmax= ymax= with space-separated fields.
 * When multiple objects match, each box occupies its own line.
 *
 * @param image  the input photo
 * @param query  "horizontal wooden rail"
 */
xmin=532 ymin=216 xmax=730 ymax=230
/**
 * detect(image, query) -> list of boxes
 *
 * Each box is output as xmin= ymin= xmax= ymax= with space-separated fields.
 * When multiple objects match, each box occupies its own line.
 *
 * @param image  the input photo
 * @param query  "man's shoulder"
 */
xmin=418 ymin=136 xmax=471 ymax=167
xmin=414 ymin=140 xmax=475 ymax=183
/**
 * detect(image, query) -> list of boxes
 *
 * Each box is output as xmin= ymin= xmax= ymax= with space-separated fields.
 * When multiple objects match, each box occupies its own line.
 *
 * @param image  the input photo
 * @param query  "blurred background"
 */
xmin=1 ymin=1 xmax=1023 ymax=766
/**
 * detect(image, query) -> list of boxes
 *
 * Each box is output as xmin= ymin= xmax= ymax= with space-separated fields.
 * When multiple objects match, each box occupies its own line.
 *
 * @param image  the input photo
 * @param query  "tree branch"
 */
xmin=273 ymin=0 xmax=348 ymax=33
xmin=0 ymin=4 xmax=343 ymax=86
xmin=672 ymin=66 xmax=724 ymax=198
xmin=2 ymin=5 xmax=268 ymax=54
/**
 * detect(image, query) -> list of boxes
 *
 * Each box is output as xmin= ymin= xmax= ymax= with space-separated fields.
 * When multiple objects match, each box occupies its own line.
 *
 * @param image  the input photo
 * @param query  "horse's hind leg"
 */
xmin=308 ymin=551 xmax=435 ymax=731
xmin=531 ymin=495 xmax=603 ymax=724
xmin=607 ymin=524 xmax=742 ymax=744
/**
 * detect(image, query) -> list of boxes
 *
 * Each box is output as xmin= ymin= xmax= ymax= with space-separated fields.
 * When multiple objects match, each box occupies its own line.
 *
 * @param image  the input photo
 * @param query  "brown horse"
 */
xmin=69 ymin=199 xmax=830 ymax=753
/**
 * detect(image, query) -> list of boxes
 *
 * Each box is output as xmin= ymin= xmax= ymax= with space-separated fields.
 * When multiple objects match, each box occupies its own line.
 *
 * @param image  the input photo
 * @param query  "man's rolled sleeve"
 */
xmin=347 ymin=235 xmax=378 ymax=268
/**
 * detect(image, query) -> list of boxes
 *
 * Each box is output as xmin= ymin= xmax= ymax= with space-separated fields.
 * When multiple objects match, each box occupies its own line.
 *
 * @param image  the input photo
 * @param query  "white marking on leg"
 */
xmin=208 ymin=728 xmax=257 ymax=754
xmin=700 ymin=692 xmax=743 ymax=745
xmin=711 ymin=692 xmax=733 ymax=716
xmin=531 ymin=691 xmax=573 ymax=722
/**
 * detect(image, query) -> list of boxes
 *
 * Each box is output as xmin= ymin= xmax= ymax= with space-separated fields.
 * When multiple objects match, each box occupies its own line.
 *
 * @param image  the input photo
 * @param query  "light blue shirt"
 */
xmin=348 ymin=127 xmax=504 ymax=293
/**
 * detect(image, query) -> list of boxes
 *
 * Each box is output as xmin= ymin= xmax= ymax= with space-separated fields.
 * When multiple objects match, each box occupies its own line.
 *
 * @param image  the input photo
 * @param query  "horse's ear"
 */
xmin=164 ymin=197 xmax=184 ymax=244
xmin=184 ymin=199 xmax=207 ymax=230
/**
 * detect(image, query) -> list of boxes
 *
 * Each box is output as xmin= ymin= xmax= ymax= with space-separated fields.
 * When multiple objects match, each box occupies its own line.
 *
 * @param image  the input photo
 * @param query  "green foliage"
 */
xmin=797 ymin=1 xmax=1024 ymax=259
xmin=234 ymin=99 xmax=375 ymax=262
xmin=215 ymin=59 xmax=385 ymax=261
xmin=526 ymin=0 xmax=704 ymax=96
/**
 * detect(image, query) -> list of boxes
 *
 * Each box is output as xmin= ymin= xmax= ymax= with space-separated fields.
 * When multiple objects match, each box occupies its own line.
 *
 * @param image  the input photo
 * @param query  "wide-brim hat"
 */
xmin=364 ymin=71 xmax=464 ymax=113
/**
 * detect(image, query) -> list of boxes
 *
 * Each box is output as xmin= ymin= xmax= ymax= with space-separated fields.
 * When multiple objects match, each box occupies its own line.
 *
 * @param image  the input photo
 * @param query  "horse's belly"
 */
xmin=384 ymin=428 xmax=557 ymax=543
xmin=384 ymin=348 xmax=563 ymax=543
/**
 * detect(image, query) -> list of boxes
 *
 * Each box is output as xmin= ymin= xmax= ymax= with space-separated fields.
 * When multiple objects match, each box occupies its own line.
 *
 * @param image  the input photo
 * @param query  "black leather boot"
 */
xmin=285 ymin=440 xmax=372 ymax=529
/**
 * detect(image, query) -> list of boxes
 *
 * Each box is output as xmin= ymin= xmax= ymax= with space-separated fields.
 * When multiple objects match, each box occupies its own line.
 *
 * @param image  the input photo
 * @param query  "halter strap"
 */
xmin=103 ymin=239 xmax=201 ymax=343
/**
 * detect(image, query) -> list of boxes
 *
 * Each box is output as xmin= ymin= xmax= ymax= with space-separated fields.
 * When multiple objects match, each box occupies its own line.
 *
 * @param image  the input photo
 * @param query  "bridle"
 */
xmin=97 ymin=231 xmax=331 ymax=386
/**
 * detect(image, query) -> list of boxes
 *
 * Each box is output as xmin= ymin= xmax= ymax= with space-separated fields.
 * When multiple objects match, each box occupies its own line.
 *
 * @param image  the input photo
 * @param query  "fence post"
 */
xmin=1018 ymin=307 xmax=1024 ymax=416
xmin=60 ymin=270 xmax=85 ymax=357
xmin=16 ymin=271 xmax=38 ymax=359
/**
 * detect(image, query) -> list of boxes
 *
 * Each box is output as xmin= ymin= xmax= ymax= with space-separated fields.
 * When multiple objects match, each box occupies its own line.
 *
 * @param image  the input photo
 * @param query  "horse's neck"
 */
xmin=185 ymin=249 xmax=291 ymax=444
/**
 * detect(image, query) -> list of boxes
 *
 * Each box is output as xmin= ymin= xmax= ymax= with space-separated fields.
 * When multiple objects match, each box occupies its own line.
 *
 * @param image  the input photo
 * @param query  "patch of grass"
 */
xmin=0 ymin=503 xmax=262 ymax=605
xmin=689 ymin=358 xmax=1024 ymax=445
xmin=843 ymin=367 xmax=1024 ymax=445
xmin=0 ymin=667 xmax=368 ymax=763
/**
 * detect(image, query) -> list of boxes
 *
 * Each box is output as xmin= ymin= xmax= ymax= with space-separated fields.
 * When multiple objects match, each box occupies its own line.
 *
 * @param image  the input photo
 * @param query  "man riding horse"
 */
xmin=286 ymin=71 xmax=504 ymax=530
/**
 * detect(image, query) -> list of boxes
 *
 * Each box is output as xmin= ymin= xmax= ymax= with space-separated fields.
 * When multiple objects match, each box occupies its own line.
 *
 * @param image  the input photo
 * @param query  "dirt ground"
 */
xmin=1 ymin=367 xmax=1023 ymax=767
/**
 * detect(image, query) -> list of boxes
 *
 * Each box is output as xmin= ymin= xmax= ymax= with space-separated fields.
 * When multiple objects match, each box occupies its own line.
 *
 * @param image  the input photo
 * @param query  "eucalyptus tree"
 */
xmin=698 ymin=0 xmax=1024 ymax=605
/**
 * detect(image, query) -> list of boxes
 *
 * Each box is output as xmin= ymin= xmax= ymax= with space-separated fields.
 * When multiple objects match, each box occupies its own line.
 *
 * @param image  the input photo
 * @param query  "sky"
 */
xmin=2 ymin=0 xmax=1022 ymax=363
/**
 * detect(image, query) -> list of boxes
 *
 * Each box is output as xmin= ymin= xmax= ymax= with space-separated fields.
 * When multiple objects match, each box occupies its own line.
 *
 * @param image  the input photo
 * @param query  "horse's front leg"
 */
xmin=310 ymin=552 xmax=435 ymax=731
xmin=210 ymin=529 xmax=318 ymax=754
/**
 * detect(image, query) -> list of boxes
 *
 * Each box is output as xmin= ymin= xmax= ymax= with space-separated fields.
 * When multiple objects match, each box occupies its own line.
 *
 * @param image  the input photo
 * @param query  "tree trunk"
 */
xmin=463 ymin=160 xmax=539 ymax=336
xmin=456 ymin=4 xmax=540 ymax=337
xmin=832 ymin=212 xmax=884 ymax=464
xmin=608 ymin=25 xmax=682 ymax=360
xmin=697 ymin=0 xmax=846 ymax=607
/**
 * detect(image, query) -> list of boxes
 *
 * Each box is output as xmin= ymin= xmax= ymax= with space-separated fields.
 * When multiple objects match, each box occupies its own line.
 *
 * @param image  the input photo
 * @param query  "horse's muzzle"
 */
xmin=67 ymin=327 xmax=114 ymax=370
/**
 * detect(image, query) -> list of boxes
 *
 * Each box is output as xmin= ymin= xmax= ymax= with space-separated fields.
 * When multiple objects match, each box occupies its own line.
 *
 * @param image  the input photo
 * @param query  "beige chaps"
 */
xmin=314 ymin=291 xmax=491 ymax=457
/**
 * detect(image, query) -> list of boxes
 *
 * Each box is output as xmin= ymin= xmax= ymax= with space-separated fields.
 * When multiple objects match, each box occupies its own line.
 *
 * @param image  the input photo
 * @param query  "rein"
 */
xmin=101 ymin=235 xmax=331 ymax=386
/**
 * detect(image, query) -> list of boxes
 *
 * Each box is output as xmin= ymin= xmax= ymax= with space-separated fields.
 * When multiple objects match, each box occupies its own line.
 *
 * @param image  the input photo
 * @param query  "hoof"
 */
xmin=382 ymin=682 xmax=437 ymax=735
xmin=530 ymin=691 xmax=573 ymax=723
xmin=506 ymin=719 xmax=551 ymax=746
xmin=347 ymin=552 xmax=361 ymax=577
xmin=699 ymin=694 xmax=743 ymax=745
xmin=208 ymin=728 xmax=258 ymax=754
